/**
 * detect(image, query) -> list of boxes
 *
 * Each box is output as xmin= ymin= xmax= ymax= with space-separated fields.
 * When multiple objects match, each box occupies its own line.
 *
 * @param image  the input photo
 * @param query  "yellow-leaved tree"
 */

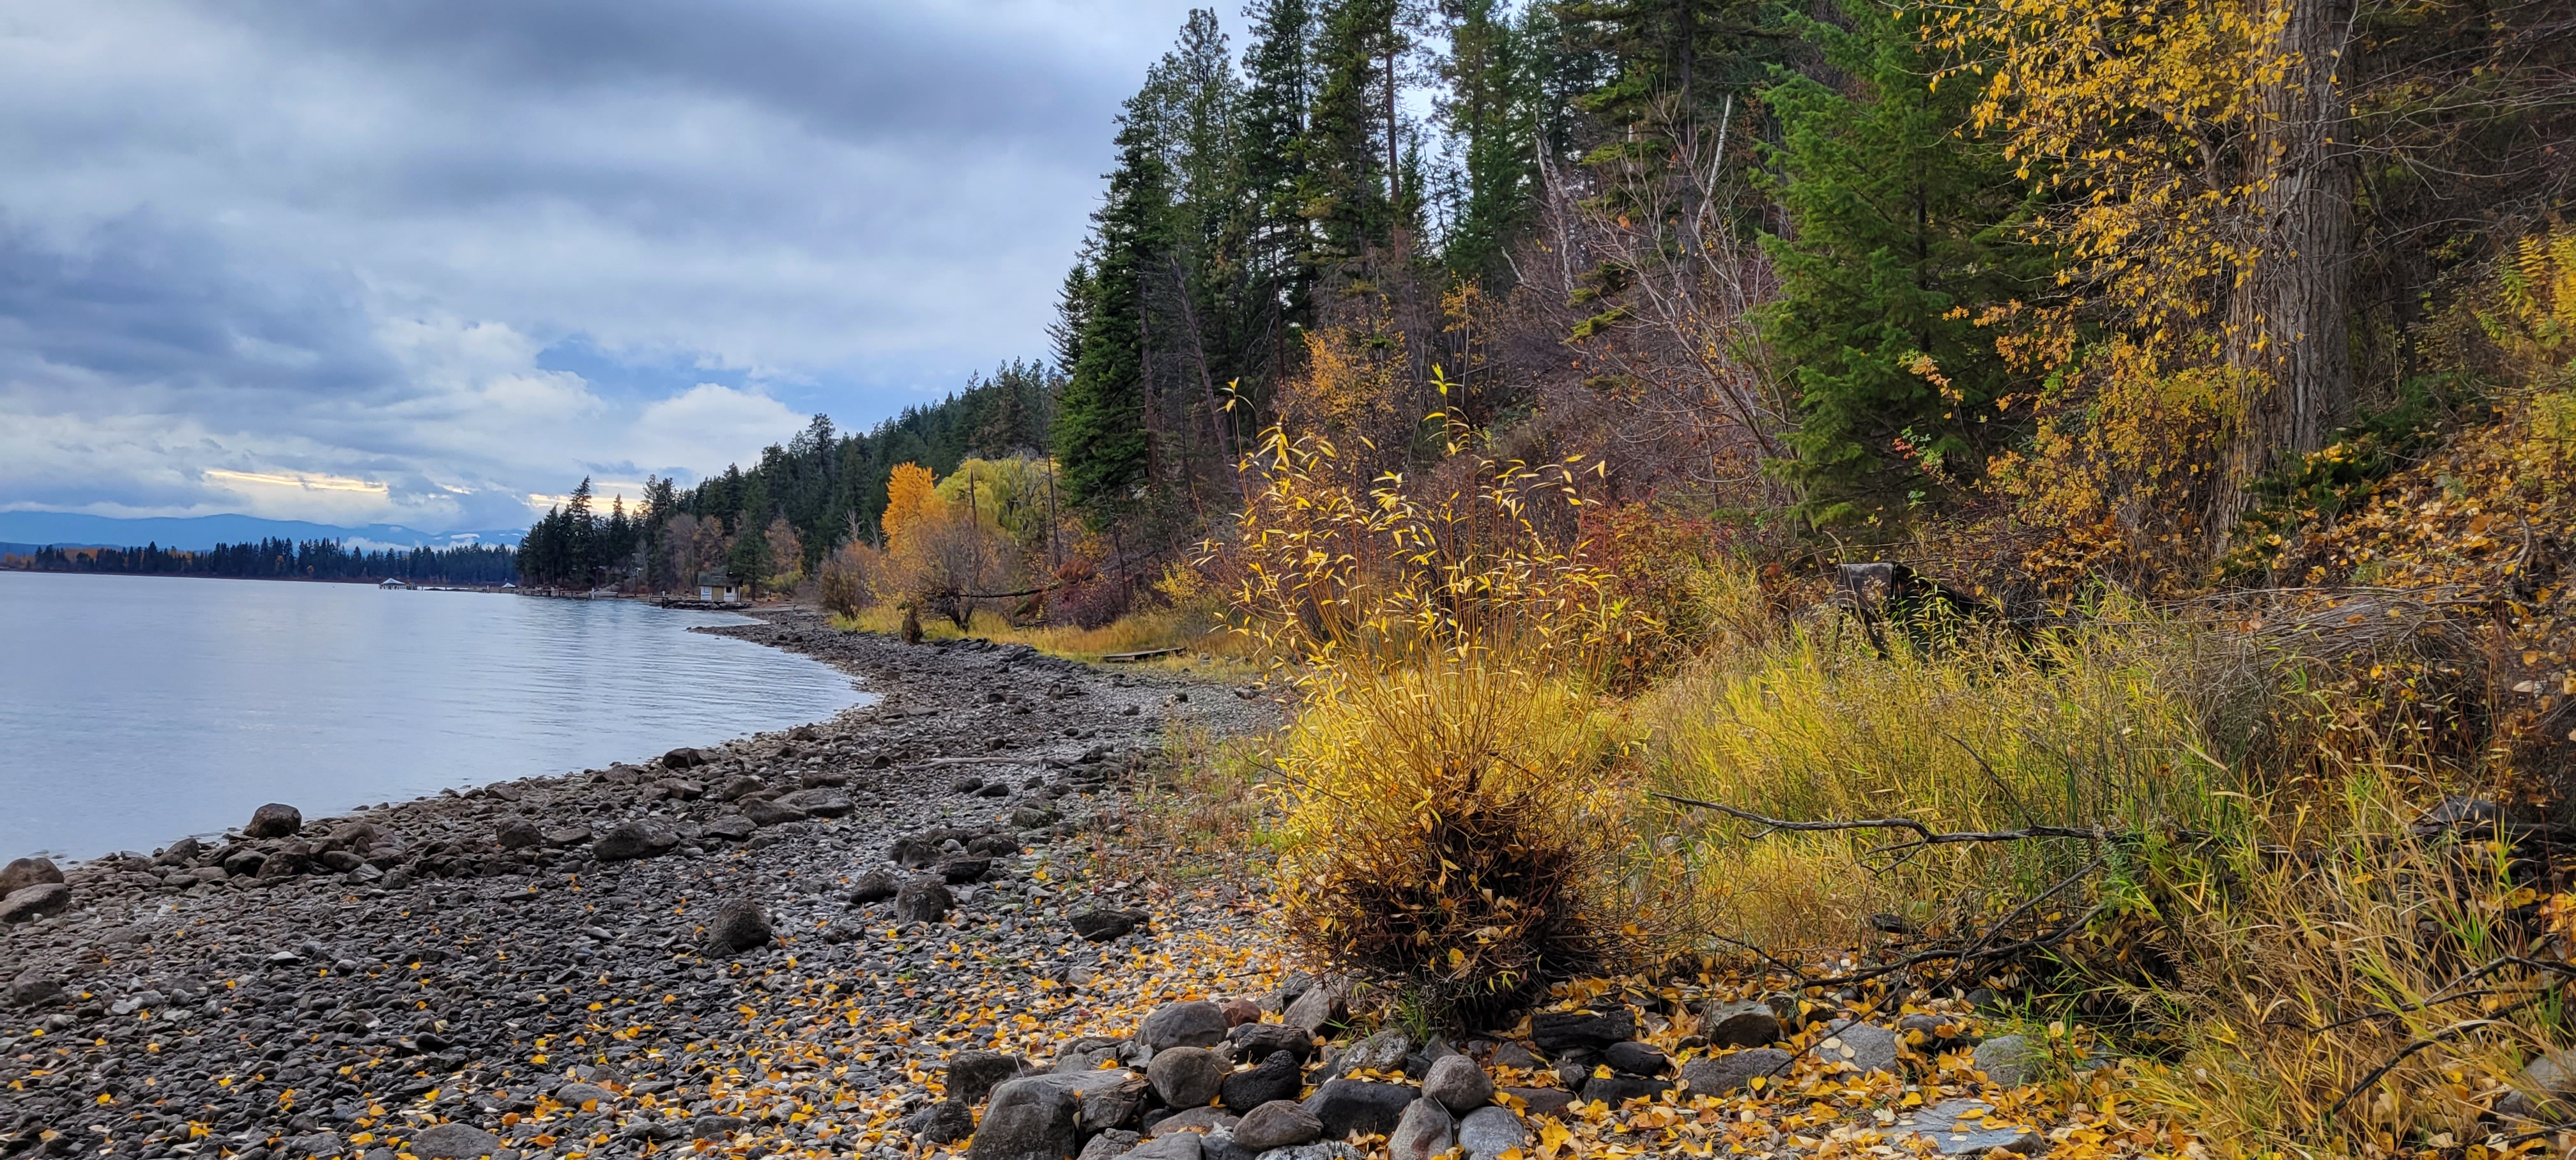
xmin=880 ymin=462 xmax=943 ymax=546
xmin=1936 ymin=0 xmax=2357 ymax=579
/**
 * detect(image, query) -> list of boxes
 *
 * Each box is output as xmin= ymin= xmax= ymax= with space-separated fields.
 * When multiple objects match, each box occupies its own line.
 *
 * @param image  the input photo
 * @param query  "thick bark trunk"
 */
xmin=2214 ymin=0 xmax=2358 ymax=548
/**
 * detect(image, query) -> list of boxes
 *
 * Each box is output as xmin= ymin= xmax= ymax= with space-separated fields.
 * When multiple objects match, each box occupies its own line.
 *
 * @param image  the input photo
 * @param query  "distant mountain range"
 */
xmin=0 ymin=512 xmax=523 ymax=553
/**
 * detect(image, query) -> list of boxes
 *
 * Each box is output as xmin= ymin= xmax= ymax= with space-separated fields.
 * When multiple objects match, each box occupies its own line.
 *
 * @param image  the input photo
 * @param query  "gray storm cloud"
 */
xmin=0 ymin=0 xmax=1198 ymax=530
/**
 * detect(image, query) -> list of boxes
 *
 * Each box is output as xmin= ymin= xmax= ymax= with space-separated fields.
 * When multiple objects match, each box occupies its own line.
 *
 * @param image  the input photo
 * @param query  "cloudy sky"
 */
xmin=0 ymin=0 xmax=1201 ymax=531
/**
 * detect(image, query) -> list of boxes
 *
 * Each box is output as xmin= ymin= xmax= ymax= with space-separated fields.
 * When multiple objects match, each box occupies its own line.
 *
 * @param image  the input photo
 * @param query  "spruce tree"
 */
xmin=1300 ymin=0 xmax=1407 ymax=264
xmin=1239 ymin=0 xmax=1317 ymax=336
xmin=1759 ymin=0 xmax=2047 ymax=523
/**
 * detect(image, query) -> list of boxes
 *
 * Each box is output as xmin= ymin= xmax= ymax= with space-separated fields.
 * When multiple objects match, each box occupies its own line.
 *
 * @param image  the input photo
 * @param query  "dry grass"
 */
xmin=826 ymin=602 xmax=1254 ymax=675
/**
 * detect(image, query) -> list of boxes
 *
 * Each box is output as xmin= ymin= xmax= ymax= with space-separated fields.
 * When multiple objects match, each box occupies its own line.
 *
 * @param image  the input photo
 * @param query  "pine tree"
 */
xmin=1239 ymin=0 xmax=1318 ymax=339
xmin=1759 ymin=0 xmax=2048 ymax=524
xmin=1437 ymin=0 xmax=1542 ymax=287
xmin=1300 ymin=0 xmax=1409 ymax=264
xmin=1056 ymin=102 xmax=1176 ymax=519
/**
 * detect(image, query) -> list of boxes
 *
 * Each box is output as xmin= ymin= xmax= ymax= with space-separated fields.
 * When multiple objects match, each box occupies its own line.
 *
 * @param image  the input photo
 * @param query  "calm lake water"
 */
xmin=0 ymin=571 xmax=871 ymax=859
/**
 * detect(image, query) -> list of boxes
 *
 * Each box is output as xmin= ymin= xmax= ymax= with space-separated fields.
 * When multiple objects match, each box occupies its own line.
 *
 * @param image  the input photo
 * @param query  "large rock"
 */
xmin=1126 ymin=1134 xmax=1203 ymax=1160
xmin=916 ymin=1100 xmax=977 ymax=1145
xmin=1385 ymin=1098 xmax=1454 ymax=1160
xmin=1282 ymin=977 xmax=1352 ymax=1036
xmin=1603 ymin=1041 xmax=1667 ymax=1076
xmin=1331 ymin=1028 xmax=1412 ymax=1077
xmin=894 ymin=878 xmax=955 ymax=923
xmin=1071 ymin=908 xmax=1151 ymax=942
xmin=1078 ymin=1130 xmax=1142 ymax=1160
xmin=1679 ymin=1048 xmax=1794 ymax=1097
xmin=1501 ymin=1087 xmax=1574 ymax=1120
xmin=948 ymin=1051 xmax=1032 ymax=1104
xmin=850 ymin=866 xmax=901 ymax=904
xmin=662 ymin=746 xmax=708 ymax=768
xmin=494 ymin=819 xmax=545 ymax=850
xmin=592 ymin=818 xmax=680 ymax=862
xmin=975 ymin=1071 xmax=1153 ymax=1159
xmin=245 ymin=802 xmax=303 ymax=839
xmin=1420 ymin=1055 xmax=1493 ymax=1113
xmin=153 ymin=838 xmax=203 ymax=867
xmin=742 ymin=797 xmax=810 ymax=827
xmin=1531 ymin=1009 xmax=1634 ymax=1053
xmin=705 ymin=901 xmax=773 ymax=953
xmin=1974 ymin=1035 xmax=2033 ymax=1088
xmin=1457 ymin=1106 xmax=1530 ymax=1160
xmin=779 ymin=788 xmax=854 ymax=817
xmin=1148 ymin=1046 xmax=1227 ymax=1108
xmin=941 ymin=857 xmax=995 ymax=883
xmin=1230 ymin=1101 xmax=1324 ymax=1152
xmin=0 ymin=883 xmax=70 ymax=924
xmin=0 ymin=856 xmax=63 ymax=895
xmin=6 ymin=977 xmax=67 ymax=1009
xmin=1816 ymin=1019 xmax=1902 ymax=1077
xmin=1699 ymin=999 xmax=1782 ymax=1048
xmin=1303 ymin=1079 xmax=1418 ymax=1140
xmin=1579 ymin=1074 xmax=1670 ymax=1106
xmin=1231 ymin=1022 xmax=1317 ymax=1062
xmin=1220 ymin=1050 xmax=1305 ymax=1112
xmin=409 ymin=1122 xmax=502 ymax=1159
xmin=1138 ymin=1000 xmax=1230 ymax=1053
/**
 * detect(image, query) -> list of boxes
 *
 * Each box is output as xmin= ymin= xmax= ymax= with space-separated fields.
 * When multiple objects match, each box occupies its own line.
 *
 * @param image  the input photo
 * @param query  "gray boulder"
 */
xmin=1283 ymin=976 xmax=1351 ymax=1035
xmin=1072 ymin=908 xmax=1151 ymax=942
xmin=1220 ymin=1050 xmax=1305 ymax=1112
xmin=1303 ymin=1079 xmax=1417 ymax=1140
xmin=1974 ymin=1035 xmax=2033 ymax=1088
xmin=850 ymin=866 xmax=901 ymax=904
xmin=592 ymin=818 xmax=680 ymax=862
xmin=1889 ymin=1098 xmax=2043 ymax=1155
xmin=1603 ymin=1041 xmax=1667 ymax=1076
xmin=245 ymin=802 xmax=303 ymax=839
xmin=1699 ymin=999 xmax=1782 ymax=1048
xmin=1531 ymin=1009 xmax=1633 ymax=1053
xmin=1231 ymin=1022 xmax=1317 ymax=1062
xmin=915 ymin=1099 xmax=976 ymax=1145
xmin=947 ymin=1051 xmax=1032 ymax=1104
xmin=0 ymin=883 xmax=72 ymax=924
xmin=1078 ymin=1130 xmax=1142 ymax=1160
xmin=742 ymin=797 xmax=809 ymax=826
xmin=705 ymin=901 xmax=773 ymax=953
xmin=895 ymin=878 xmax=955 ymax=923
xmin=494 ymin=819 xmax=544 ymax=850
xmin=1139 ymin=1000 xmax=1230 ymax=1052
xmin=1579 ymin=1074 xmax=1670 ymax=1105
xmin=1230 ymin=1100 xmax=1324 ymax=1152
xmin=703 ymin=815 xmax=756 ymax=843
xmin=1420 ymin=1054 xmax=1492 ymax=1113
xmin=1330 ymin=1028 xmax=1411 ymax=1077
xmin=1679 ymin=1047 xmax=1794 ymax=1097
xmin=0 ymin=856 xmax=64 ymax=895
xmin=1817 ymin=1019 xmax=1902 ymax=1076
xmin=2498 ymin=1048 xmax=2576 ymax=1122
xmin=1126 ymin=1133 xmax=1202 ymax=1160
xmin=1149 ymin=1045 xmax=1227 ymax=1108
xmin=1457 ymin=1106 xmax=1530 ymax=1160
xmin=972 ymin=1074 xmax=1089 ymax=1160
xmin=779 ymin=788 xmax=853 ymax=817
xmin=408 ymin=1122 xmax=502 ymax=1159
xmin=1385 ymin=1099 xmax=1454 ymax=1160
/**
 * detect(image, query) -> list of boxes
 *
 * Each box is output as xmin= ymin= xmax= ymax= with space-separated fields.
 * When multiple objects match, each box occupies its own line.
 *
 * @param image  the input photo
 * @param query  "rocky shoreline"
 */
xmin=0 ymin=609 xmax=1276 ymax=1159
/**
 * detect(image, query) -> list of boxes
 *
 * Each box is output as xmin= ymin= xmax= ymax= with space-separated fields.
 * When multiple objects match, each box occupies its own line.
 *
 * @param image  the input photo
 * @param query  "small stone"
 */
xmin=691 ymin=1115 xmax=747 ymax=1140
xmin=409 ymin=1122 xmax=503 ymax=1159
xmin=1230 ymin=1022 xmax=1317 ymax=1062
xmin=1420 ymin=1054 xmax=1493 ymax=1113
xmin=245 ymin=802 xmax=303 ymax=839
xmin=894 ymin=878 xmax=954 ymax=923
xmin=778 ymin=788 xmax=853 ymax=817
xmin=1386 ymin=1098 xmax=1454 ymax=1160
xmin=1679 ymin=1047 xmax=1794 ymax=1097
xmin=552 ymin=1083 xmax=611 ymax=1108
xmin=1500 ymin=1087 xmax=1574 ymax=1120
xmin=1457 ymin=1106 xmax=1530 ymax=1160
xmin=153 ymin=838 xmax=203 ymax=867
xmin=1218 ymin=997 xmax=1262 ymax=1027
xmin=702 ymin=814 xmax=756 ymax=842
xmin=1231 ymin=1100 xmax=1324 ymax=1152
xmin=1485 ymin=1042 xmax=1542 ymax=1071
xmin=1126 ymin=1133 xmax=1204 ymax=1160
xmin=742 ymin=797 xmax=809 ymax=826
xmin=1699 ymin=999 xmax=1782 ymax=1048
xmin=1282 ymin=976 xmax=1351 ymax=1035
xmin=5 ymin=978 xmax=66 ymax=1009
xmin=1149 ymin=1045 xmax=1228 ymax=1108
xmin=1140 ymin=1000 xmax=1232 ymax=1052
xmin=1974 ymin=1035 xmax=2033 ymax=1088
xmin=494 ymin=820 xmax=544 ymax=850
xmin=940 ymin=857 xmax=993 ymax=883
xmin=1071 ymin=907 xmax=1151 ymax=942
xmin=705 ymin=901 xmax=772 ymax=953
xmin=1078 ymin=1130 xmax=1142 ymax=1160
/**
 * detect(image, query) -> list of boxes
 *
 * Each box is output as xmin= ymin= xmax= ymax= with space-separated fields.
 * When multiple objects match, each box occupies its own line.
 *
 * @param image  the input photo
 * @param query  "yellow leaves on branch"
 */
xmin=879 ymin=462 xmax=943 ymax=547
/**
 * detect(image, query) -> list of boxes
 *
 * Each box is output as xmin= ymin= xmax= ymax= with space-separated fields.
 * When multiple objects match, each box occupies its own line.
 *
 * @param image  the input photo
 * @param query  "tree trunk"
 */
xmin=2214 ymin=0 xmax=2357 ymax=548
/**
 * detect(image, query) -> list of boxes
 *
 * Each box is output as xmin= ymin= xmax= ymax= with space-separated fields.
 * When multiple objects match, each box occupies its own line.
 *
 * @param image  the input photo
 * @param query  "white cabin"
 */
xmin=378 ymin=578 xmax=410 ymax=590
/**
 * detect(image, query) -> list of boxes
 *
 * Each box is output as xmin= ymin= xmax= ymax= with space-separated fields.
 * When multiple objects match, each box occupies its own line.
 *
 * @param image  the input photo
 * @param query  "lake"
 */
xmin=0 ymin=571 xmax=871 ymax=859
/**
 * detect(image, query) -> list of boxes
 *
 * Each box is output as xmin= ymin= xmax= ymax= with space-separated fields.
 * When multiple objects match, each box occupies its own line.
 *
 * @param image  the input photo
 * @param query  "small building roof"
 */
xmin=694 ymin=570 xmax=737 ymax=588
